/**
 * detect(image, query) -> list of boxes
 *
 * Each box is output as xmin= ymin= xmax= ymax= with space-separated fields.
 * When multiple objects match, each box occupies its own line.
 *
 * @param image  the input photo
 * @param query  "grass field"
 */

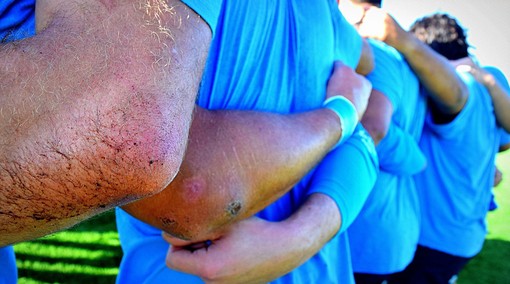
xmin=13 ymin=151 xmax=510 ymax=283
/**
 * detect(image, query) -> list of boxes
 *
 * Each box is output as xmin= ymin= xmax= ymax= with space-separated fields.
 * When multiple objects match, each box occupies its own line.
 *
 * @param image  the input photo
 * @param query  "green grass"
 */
xmin=13 ymin=152 xmax=510 ymax=283
xmin=458 ymin=151 xmax=510 ymax=283
xmin=15 ymin=211 xmax=122 ymax=284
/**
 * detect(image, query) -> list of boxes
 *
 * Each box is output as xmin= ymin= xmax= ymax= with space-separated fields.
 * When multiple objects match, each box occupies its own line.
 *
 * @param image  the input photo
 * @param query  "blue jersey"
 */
xmin=348 ymin=40 xmax=427 ymax=274
xmin=0 ymin=0 xmax=35 ymax=42
xmin=416 ymin=69 xmax=510 ymax=258
xmin=116 ymin=0 xmax=378 ymax=283
xmin=0 ymin=246 xmax=17 ymax=284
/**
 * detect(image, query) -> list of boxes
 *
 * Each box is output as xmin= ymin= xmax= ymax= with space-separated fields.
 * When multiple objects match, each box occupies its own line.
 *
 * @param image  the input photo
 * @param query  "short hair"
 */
xmin=409 ymin=13 xmax=470 ymax=60
xmin=351 ymin=0 xmax=382 ymax=8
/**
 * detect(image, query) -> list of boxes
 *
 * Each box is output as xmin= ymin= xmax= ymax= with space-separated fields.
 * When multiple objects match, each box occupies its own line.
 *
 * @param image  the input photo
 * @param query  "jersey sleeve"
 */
xmin=0 ymin=0 xmax=35 ymax=42
xmin=424 ymin=71 xmax=479 ymax=139
xmin=376 ymin=122 xmax=427 ymax=176
xmin=307 ymin=125 xmax=379 ymax=234
xmin=181 ymin=0 xmax=223 ymax=35
xmin=332 ymin=10 xmax=363 ymax=69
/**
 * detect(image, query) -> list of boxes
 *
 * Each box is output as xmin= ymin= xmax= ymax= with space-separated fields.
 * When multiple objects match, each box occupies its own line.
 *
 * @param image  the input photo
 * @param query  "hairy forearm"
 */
xmin=0 ymin=0 xmax=210 ymax=246
xmin=123 ymin=107 xmax=342 ymax=240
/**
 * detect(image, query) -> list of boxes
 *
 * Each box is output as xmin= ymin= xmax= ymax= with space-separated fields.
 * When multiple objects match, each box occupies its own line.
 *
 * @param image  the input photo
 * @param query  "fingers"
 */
xmin=166 ymin=244 xmax=205 ymax=274
xmin=455 ymin=65 xmax=473 ymax=73
xmin=163 ymin=232 xmax=213 ymax=252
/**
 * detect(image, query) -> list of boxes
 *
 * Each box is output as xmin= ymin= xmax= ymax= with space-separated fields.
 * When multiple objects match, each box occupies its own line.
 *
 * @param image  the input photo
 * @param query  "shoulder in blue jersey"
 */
xmin=348 ymin=39 xmax=427 ymax=275
xmin=0 ymin=0 xmax=35 ymax=42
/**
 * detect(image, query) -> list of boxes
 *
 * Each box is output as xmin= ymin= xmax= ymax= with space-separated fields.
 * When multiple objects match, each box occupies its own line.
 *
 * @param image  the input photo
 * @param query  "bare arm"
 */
xmin=454 ymin=58 xmax=510 ymax=132
xmin=165 ymin=194 xmax=339 ymax=283
xmin=473 ymin=70 xmax=510 ymax=131
xmin=358 ymin=7 xmax=468 ymax=121
xmin=123 ymin=62 xmax=372 ymax=241
xmin=164 ymin=125 xmax=378 ymax=283
xmin=364 ymin=92 xmax=426 ymax=175
xmin=361 ymin=89 xmax=392 ymax=145
xmin=0 ymin=0 xmax=210 ymax=246
xmin=355 ymin=38 xmax=375 ymax=75
xmin=123 ymin=108 xmax=341 ymax=241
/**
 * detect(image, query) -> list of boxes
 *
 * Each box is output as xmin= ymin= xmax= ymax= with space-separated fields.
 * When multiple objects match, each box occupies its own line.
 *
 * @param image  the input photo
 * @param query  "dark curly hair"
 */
xmin=409 ymin=13 xmax=470 ymax=60
xmin=350 ymin=0 xmax=382 ymax=8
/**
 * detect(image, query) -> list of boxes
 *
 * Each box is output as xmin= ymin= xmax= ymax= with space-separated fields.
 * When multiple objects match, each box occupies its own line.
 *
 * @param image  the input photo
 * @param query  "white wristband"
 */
xmin=323 ymin=96 xmax=359 ymax=149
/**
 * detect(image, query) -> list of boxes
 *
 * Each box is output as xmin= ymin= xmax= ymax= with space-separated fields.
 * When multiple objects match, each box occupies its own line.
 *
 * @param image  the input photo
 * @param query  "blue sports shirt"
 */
xmin=348 ymin=40 xmax=427 ymax=274
xmin=0 ymin=0 xmax=35 ymax=42
xmin=416 ymin=68 xmax=510 ymax=258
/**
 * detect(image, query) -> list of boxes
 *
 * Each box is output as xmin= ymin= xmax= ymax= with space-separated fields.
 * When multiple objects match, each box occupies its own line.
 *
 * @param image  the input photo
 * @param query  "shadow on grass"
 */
xmin=459 ymin=238 xmax=510 ymax=284
xmin=15 ymin=209 xmax=122 ymax=283
xmin=16 ymin=251 xmax=121 ymax=268
xmin=27 ymin=238 xmax=120 ymax=251
xmin=68 ymin=210 xmax=118 ymax=233
xmin=18 ymin=269 xmax=117 ymax=284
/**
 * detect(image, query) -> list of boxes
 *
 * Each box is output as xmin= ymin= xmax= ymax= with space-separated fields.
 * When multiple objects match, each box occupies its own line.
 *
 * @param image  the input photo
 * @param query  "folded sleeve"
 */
xmin=307 ymin=125 xmax=379 ymax=234
xmin=181 ymin=0 xmax=222 ymax=35
xmin=376 ymin=122 xmax=427 ymax=176
xmin=0 ymin=0 xmax=35 ymax=42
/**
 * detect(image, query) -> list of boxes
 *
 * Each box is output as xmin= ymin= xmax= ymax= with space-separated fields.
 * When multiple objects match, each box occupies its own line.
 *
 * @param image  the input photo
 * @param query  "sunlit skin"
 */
xmin=0 ymin=0 xmax=210 ymax=246
xmin=123 ymin=61 xmax=373 ymax=241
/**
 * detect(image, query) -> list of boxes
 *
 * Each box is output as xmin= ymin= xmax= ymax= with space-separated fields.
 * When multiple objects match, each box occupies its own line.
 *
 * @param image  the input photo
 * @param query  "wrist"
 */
xmin=323 ymin=96 xmax=359 ymax=149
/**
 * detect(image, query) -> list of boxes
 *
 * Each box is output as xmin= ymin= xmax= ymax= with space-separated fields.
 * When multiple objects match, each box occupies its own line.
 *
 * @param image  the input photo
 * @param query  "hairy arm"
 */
xmin=0 ymin=0 xmax=210 ymax=246
xmin=123 ymin=62 xmax=372 ymax=241
xmin=358 ymin=7 xmax=468 ymax=122
xmin=123 ymin=107 xmax=342 ymax=241
xmin=164 ymin=126 xmax=378 ymax=283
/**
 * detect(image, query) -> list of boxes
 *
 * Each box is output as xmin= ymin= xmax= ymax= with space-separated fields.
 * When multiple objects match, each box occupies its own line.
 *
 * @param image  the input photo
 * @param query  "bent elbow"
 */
xmin=78 ymin=94 xmax=193 ymax=203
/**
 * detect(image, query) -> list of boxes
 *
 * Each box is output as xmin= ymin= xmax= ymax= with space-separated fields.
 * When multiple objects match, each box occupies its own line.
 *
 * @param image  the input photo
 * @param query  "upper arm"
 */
xmin=0 ymin=0 xmax=211 ymax=245
xmin=361 ymin=89 xmax=393 ymax=145
xmin=402 ymin=39 xmax=468 ymax=122
xmin=355 ymin=38 xmax=375 ymax=75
